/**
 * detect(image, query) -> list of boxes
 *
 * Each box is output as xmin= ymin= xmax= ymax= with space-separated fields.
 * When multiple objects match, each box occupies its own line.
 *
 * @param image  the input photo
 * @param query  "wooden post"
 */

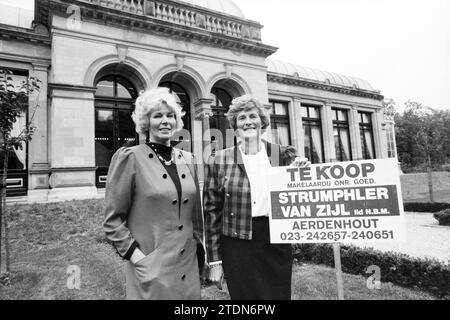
xmin=333 ymin=243 xmax=345 ymax=300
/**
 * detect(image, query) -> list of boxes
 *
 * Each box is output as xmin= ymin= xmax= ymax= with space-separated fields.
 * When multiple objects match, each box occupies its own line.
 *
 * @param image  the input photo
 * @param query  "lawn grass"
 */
xmin=0 ymin=199 xmax=441 ymax=300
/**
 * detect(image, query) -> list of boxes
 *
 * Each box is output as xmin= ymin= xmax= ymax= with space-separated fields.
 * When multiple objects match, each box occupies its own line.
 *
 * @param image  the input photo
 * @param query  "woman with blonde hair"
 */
xmin=103 ymin=87 xmax=204 ymax=300
xmin=203 ymin=94 xmax=309 ymax=300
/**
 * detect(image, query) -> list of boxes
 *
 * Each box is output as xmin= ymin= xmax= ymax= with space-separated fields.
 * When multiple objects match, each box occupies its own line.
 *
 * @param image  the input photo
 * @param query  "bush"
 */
xmin=404 ymin=202 xmax=450 ymax=213
xmin=434 ymin=209 xmax=450 ymax=226
xmin=293 ymin=243 xmax=450 ymax=299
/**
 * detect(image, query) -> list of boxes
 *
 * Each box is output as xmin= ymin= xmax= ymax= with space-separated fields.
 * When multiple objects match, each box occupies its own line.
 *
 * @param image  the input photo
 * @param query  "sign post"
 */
xmin=267 ymin=158 xmax=405 ymax=299
xmin=333 ymin=243 xmax=344 ymax=300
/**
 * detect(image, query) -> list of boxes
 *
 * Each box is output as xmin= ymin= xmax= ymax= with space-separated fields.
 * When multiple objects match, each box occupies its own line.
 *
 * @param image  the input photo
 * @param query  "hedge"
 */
xmin=434 ymin=209 xmax=450 ymax=226
xmin=404 ymin=202 xmax=450 ymax=213
xmin=293 ymin=243 xmax=450 ymax=299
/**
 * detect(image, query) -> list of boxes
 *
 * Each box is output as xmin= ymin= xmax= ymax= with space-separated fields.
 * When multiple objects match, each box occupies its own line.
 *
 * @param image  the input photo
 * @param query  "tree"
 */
xmin=0 ymin=69 xmax=41 ymax=277
xmin=395 ymin=100 xmax=449 ymax=171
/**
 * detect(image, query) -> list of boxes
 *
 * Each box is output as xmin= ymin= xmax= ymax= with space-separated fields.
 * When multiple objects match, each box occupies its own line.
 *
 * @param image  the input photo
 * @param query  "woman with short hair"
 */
xmin=203 ymin=94 xmax=309 ymax=300
xmin=103 ymin=87 xmax=204 ymax=300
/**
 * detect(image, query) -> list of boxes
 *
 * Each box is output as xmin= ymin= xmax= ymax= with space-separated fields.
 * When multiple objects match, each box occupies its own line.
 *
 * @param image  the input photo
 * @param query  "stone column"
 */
xmin=27 ymin=62 xmax=50 ymax=202
xmin=322 ymin=102 xmax=335 ymax=162
xmin=47 ymin=83 xmax=98 ymax=201
xmin=349 ymin=105 xmax=362 ymax=160
xmin=193 ymin=98 xmax=213 ymax=183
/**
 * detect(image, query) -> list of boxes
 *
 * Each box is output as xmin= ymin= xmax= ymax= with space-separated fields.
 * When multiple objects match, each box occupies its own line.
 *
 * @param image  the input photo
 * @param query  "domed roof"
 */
xmin=266 ymin=59 xmax=375 ymax=92
xmin=178 ymin=0 xmax=245 ymax=18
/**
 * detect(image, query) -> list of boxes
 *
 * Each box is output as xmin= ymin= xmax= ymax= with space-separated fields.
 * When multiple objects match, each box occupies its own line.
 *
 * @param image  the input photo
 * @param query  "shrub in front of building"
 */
xmin=293 ymin=243 xmax=450 ymax=299
xmin=404 ymin=202 xmax=450 ymax=213
xmin=433 ymin=209 xmax=450 ymax=226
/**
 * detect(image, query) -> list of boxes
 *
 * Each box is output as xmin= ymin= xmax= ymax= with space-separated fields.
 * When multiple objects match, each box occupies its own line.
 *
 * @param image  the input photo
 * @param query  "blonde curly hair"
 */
xmin=131 ymin=87 xmax=185 ymax=135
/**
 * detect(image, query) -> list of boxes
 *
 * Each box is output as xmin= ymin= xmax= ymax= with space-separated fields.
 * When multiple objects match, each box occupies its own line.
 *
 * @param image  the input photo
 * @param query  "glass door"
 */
xmin=95 ymin=75 xmax=137 ymax=188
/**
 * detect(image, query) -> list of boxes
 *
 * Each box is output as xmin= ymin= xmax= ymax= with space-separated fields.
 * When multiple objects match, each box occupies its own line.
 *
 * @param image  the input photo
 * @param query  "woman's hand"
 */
xmin=289 ymin=157 xmax=311 ymax=168
xmin=130 ymin=248 xmax=146 ymax=265
xmin=208 ymin=263 xmax=225 ymax=290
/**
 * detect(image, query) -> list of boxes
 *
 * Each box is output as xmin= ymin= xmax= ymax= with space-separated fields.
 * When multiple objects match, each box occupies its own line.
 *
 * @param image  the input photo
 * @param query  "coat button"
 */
xmin=183 ymin=198 xmax=188 ymax=204
xmin=163 ymin=174 xmax=168 ymax=179
xmin=181 ymin=174 xmax=186 ymax=179
xmin=178 ymin=154 xmax=182 ymax=159
xmin=172 ymin=199 xmax=177 ymax=205
xmin=178 ymin=225 xmax=183 ymax=230
xmin=181 ymin=274 xmax=186 ymax=280
xmin=149 ymin=154 xmax=154 ymax=159
xmin=180 ymin=248 xmax=185 ymax=255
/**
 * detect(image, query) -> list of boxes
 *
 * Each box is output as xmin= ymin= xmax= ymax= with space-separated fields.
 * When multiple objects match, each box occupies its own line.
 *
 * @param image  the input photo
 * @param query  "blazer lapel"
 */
xmin=233 ymin=144 xmax=247 ymax=174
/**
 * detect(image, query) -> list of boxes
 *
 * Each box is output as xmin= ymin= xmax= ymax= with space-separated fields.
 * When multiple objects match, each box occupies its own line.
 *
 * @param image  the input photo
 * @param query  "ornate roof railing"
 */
xmin=39 ymin=0 xmax=276 ymax=57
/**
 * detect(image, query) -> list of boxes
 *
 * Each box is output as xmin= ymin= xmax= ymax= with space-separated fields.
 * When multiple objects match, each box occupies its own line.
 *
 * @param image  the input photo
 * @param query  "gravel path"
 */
xmin=356 ymin=212 xmax=450 ymax=264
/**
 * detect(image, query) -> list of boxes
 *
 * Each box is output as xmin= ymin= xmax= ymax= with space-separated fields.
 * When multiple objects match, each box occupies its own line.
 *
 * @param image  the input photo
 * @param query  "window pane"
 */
xmin=309 ymin=106 xmax=320 ymax=119
xmin=95 ymin=109 xmax=114 ymax=167
xmin=118 ymin=110 xmax=136 ymax=148
xmin=274 ymin=102 xmax=288 ymax=115
xmin=301 ymin=106 xmax=308 ymax=118
xmin=0 ymin=115 xmax=27 ymax=170
xmin=338 ymin=110 xmax=348 ymax=122
xmin=340 ymin=128 xmax=351 ymax=161
xmin=96 ymin=79 xmax=114 ymax=97
xmin=303 ymin=125 xmax=311 ymax=161
xmin=116 ymin=82 xmax=131 ymax=99
xmin=332 ymin=109 xmax=337 ymax=121
xmin=311 ymin=126 xmax=323 ymax=163
xmin=276 ymin=123 xmax=290 ymax=146
xmin=361 ymin=129 xmax=374 ymax=160
xmin=358 ymin=111 xmax=372 ymax=124
xmin=215 ymin=88 xmax=232 ymax=108
xmin=364 ymin=130 xmax=374 ymax=159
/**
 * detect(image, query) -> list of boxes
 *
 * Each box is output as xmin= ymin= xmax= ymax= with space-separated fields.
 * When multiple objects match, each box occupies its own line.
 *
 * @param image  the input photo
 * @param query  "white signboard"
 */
xmin=268 ymin=159 xmax=406 ymax=244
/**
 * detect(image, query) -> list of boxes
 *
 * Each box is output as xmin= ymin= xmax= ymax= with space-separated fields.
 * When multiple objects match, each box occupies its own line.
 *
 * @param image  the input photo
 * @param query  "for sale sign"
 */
xmin=268 ymin=158 xmax=406 ymax=243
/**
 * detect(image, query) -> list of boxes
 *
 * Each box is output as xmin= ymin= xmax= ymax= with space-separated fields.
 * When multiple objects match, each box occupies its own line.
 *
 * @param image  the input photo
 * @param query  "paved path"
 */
xmin=356 ymin=212 xmax=450 ymax=264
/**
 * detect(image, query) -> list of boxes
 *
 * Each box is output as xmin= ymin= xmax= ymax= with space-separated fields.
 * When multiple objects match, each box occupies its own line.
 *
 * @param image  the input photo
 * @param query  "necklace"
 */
xmin=149 ymin=143 xmax=174 ymax=166
xmin=156 ymin=150 xmax=174 ymax=166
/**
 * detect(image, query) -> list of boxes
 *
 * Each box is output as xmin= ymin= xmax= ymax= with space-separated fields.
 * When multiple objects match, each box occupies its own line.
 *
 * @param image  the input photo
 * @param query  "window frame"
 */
xmin=332 ymin=108 xmax=352 ymax=161
xmin=301 ymin=104 xmax=325 ymax=163
xmin=358 ymin=111 xmax=376 ymax=159
xmin=269 ymin=100 xmax=291 ymax=146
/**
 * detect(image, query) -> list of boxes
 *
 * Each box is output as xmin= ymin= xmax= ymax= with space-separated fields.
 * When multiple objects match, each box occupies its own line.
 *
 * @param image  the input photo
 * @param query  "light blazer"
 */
xmin=203 ymin=141 xmax=297 ymax=263
xmin=103 ymin=143 xmax=204 ymax=299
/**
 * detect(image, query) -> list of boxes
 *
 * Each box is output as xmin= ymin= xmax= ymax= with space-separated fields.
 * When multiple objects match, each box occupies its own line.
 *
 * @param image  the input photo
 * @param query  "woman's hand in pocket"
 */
xmin=130 ymin=248 xmax=146 ymax=265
